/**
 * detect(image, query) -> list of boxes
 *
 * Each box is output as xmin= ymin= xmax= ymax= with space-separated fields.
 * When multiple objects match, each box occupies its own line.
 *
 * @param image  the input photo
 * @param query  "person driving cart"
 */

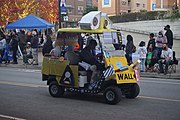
xmin=79 ymin=39 xmax=103 ymax=82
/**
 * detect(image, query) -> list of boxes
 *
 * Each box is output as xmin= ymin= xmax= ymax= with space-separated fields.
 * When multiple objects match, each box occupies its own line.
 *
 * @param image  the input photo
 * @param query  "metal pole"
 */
xmin=58 ymin=0 xmax=61 ymax=28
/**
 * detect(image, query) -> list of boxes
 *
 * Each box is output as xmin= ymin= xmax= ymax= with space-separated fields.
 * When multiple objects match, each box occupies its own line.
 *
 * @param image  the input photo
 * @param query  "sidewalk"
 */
xmin=140 ymin=64 xmax=180 ymax=79
xmin=0 ymin=52 xmax=180 ymax=79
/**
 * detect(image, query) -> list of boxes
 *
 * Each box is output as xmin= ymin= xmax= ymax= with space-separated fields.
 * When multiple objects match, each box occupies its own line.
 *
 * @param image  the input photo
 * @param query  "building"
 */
xmin=64 ymin=0 xmax=101 ymax=27
xmin=98 ymin=0 xmax=180 ymax=16
xmin=130 ymin=0 xmax=147 ymax=12
xmin=92 ymin=0 xmax=98 ymax=7
xmin=147 ymin=0 xmax=180 ymax=11
xmin=98 ymin=0 xmax=147 ymax=16
xmin=98 ymin=0 xmax=128 ymax=16
xmin=63 ymin=0 xmax=87 ymax=27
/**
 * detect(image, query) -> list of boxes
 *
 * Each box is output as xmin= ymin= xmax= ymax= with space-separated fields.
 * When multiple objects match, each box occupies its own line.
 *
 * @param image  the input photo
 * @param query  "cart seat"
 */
xmin=65 ymin=51 xmax=80 ymax=65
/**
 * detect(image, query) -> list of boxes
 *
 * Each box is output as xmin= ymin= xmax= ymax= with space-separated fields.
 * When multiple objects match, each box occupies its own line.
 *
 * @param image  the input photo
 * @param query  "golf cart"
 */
xmin=41 ymin=11 xmax=140 ymax=105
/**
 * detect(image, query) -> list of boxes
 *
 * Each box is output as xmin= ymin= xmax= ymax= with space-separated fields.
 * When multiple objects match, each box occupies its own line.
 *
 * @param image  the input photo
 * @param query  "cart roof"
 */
xmin=58 ymin=17 xmax=116 ymax=34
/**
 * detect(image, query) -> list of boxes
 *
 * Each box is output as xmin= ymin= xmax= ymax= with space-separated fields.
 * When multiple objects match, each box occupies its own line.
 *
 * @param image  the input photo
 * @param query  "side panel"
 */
xmin=41 ymin=57 xmax=69 ymax=76
xmin=70 ymin=65 xmax=79 ymax=87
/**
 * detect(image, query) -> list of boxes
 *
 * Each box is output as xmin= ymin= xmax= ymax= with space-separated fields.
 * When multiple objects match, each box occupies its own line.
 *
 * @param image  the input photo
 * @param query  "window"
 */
xmin=143 ymin=4 xmax=145 ymax=8
xmin=136 ymin=3 xmax=140 ymax=7
xmin=102 ymin=0 xmax=111 ymax=7
xmin=78 ymin=6 xmax=84 ymax=14
xmin=68 ymin=8 xmax=72 ymax=13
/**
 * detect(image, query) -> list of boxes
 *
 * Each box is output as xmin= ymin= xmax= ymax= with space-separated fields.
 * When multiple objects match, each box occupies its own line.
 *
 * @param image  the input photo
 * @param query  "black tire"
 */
xmin=103 ymin=86 xmax=122 ymax=105
xmin=125 ymin=83 xmax=140 ymax=99
xmin=49 ymin=81 xmax=64 ymax=97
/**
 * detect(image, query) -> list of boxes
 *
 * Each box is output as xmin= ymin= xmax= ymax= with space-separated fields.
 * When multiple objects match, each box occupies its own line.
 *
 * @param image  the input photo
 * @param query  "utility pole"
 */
xmin=58 ymin=0 xmax=61 ymax=28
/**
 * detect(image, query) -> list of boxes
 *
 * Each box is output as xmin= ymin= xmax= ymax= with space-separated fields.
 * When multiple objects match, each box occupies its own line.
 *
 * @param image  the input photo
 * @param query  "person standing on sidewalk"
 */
xmin=10 ymin=30 xmax=18 ymax=64
xmin=30 ymin=30 xmax=39 ymax=65
xmin=138 ymin=41 xmax=147 ymax=72
xmin=154 ymin=30 xmax=167 ymax=60
xmin=125 ymin=35 xmax=135 ymax=65
xmin=42 ymin=34 xmax=53 ymax=56
xmin=164 ymin=25 xmax=173 ymax=49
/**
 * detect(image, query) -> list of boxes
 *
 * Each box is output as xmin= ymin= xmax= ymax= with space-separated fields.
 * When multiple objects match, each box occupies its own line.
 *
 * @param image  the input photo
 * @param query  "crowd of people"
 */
xmin=0 ymin=27 xmax=53 ymax=65
xmin=132 ymin=25 xmax=175 ymax=75
xmin=0 ymin=24 xmax=177 ymax=75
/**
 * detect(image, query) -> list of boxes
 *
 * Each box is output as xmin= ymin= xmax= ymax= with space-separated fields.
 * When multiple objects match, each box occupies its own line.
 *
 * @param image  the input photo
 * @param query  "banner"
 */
xmin=60 ymin=0 xmax=67 ymax=14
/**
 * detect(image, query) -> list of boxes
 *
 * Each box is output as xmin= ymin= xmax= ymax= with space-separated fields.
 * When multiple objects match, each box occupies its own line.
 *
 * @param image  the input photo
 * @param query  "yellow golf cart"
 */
xmin=41 ymin=11 xmax=140 ymax=104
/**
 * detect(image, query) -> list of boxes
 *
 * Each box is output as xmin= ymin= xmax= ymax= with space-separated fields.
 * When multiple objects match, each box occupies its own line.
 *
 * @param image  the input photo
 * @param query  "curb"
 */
xmin=0 ymin=64 xmax=41 ymax=70
xmin=140 ymin=73 xmax=180 ymax=80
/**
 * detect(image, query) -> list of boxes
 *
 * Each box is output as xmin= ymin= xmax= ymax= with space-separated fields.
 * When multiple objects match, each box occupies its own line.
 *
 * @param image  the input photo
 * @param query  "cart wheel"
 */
xmin=125 ymin=83 xmax=140 ymax=99
xmin=49 ymin=81 xmax=64 ymax=97
xmin=103 ymin=86 xmax=122 ymax=105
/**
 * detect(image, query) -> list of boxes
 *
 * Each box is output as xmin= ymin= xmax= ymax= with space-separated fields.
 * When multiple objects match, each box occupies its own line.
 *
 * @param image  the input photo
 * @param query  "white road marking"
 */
xmin=0 ymin=114 xmax=26 ymax=120
xmin=139 ymin=96 xmax=180 ymax=103
xmin=141 ymin=77 xmax=180 ymax=82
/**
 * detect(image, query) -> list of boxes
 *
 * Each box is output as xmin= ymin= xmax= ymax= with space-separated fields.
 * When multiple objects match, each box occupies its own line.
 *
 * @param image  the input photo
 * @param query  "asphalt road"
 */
xmin=0 ymin=67 xmax=180 ymax=120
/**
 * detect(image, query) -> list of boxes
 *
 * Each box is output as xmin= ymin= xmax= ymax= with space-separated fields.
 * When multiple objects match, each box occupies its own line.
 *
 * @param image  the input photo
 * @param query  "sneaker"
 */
xmin=32 ymin=63 xmax=39 ymax=65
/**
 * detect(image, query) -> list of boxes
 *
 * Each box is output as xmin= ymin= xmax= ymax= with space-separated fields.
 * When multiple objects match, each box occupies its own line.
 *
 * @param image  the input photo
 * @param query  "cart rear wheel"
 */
xmin=49 ymin=81 xmax=64 ymax=97
xmin=103 ymin=86 xmax=122 ymax=105
xmin=125 ymin=83 xmax=140 ymax=99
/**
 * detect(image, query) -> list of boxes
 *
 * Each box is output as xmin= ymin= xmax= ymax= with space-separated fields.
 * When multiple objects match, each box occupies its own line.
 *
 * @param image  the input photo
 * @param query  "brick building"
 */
xmin=98 ymin=0 xmax=147 ymax=16
xmin=147 ymin=0 xmax=180 ymax=11
xmin=64 ymin=0 xmax=86 ymax=27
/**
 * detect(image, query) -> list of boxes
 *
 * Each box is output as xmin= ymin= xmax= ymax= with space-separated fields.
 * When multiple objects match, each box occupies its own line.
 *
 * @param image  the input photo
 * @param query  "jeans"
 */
xmin=32 ymin=48 xmax=38 ymax=64
xmin=140 ymin=58 xmax=146 ymax=72
xmin=158 ymin=59 xmax=172 ymax=73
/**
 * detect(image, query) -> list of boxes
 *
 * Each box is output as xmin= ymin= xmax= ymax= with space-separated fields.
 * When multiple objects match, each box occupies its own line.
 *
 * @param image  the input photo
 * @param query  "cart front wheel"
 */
xmin=103 ymin=86 xmax=122 ymax=105
xmin=125 ymin=83 xmax=140 ymax=99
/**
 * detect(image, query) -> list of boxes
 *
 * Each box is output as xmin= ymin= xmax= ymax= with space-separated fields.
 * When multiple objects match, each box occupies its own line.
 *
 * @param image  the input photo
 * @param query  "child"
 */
xmin=146 ymin=44 xmax=153 ymax=71
xmin=138 ymin=41 xmax=147 ymax=72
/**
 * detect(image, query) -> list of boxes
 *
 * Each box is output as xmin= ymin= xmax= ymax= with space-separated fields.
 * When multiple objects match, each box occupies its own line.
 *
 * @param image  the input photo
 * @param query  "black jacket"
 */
xmin=10 ymin=35 xmax=18 ymax=50
xmin=42 ymin=39 xmax=53 ymax=56
xmin=165 ymin=29 xmax=173 ymax=47
xmin=31 ymin=35 xmax=39 ymax=48
xmin=147 ymin=38 xmax=156 ymax=51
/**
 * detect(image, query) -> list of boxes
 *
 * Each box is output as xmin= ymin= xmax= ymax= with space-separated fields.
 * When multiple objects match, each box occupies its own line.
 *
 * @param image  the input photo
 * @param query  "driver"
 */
xmin=79 ymin=39 xmax=103 ymax=82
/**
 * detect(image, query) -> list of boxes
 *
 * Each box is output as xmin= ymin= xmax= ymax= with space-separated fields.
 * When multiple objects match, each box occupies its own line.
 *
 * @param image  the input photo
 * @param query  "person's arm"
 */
xmin=161 ymin=50 xmax=164 ymax=58
xmin=166 ymin=49 xmax=173 ymax=61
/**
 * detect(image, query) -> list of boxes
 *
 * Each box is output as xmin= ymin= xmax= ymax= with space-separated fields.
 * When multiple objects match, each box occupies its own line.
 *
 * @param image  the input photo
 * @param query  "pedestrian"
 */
xmin=26 ymin=31 xmax=32 ymax=42
xmin=0 ymin=36 xmax=6 ymax=63
xmin=42 ymin=34 xmax=53 ymax=56
xmin=125 ymin=34 xmax=135 ymax=65
xmin=158 ymin=44 xmax=173 ymax=75
xmin=18 ymin=30 xmax=26 ymax=54
xmin=50 ymin=41 xmax=62 ymax=58
xmin=138 ymin=41 xmax=147 ymax=72
xmin=154 ymin=30 xmax=167 ymax=60
xmin=145 ymin=33 xmax=156 ymax=71
xmin=164 ymin=25 xmax=173 ymax=49
xmin=30 ymin=30 xmax=39 ymax=65
xmin=9 ymin=30 xmax=18 ymax=64
xmin=146 ymin=44 xmax=153 ymax=72
xmin=147 ymin=33 xmax=156 ymax=52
